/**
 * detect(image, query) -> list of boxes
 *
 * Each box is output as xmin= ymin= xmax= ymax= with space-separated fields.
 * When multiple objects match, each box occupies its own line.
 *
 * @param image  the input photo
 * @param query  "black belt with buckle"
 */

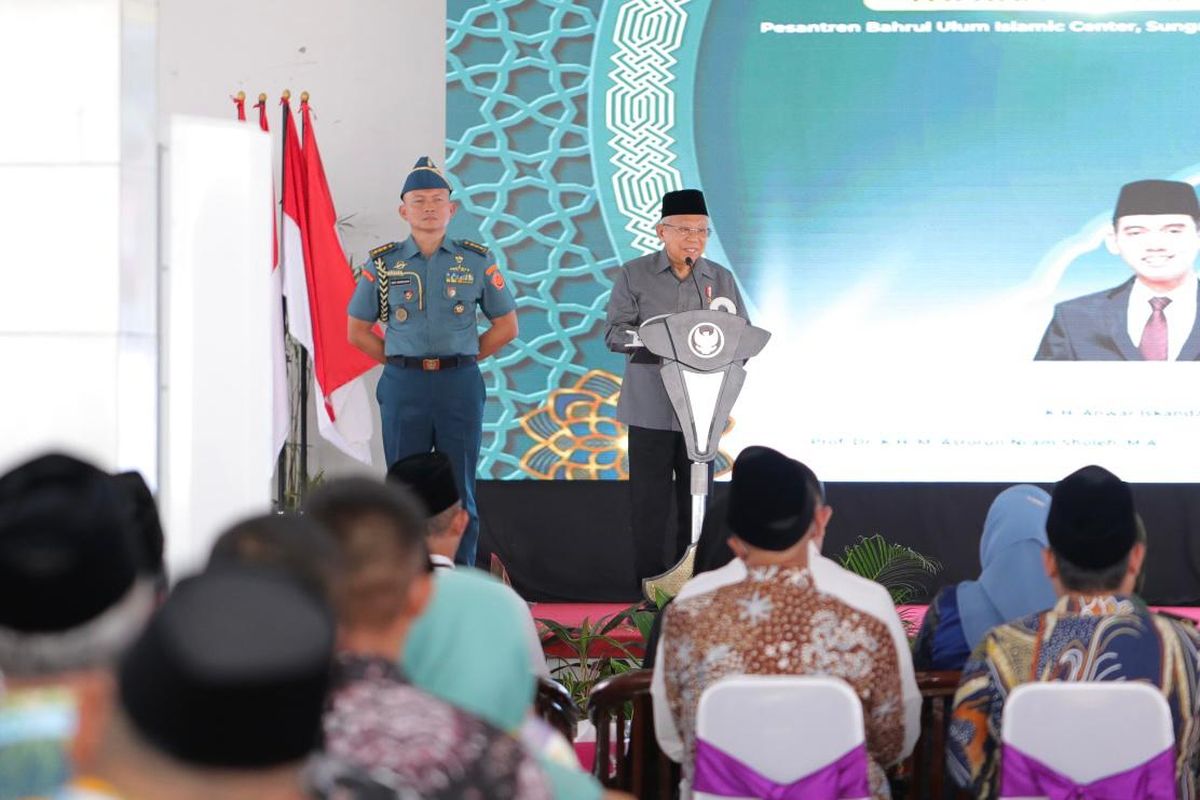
xmin=387 ymin=355 xmax=473 ymax=371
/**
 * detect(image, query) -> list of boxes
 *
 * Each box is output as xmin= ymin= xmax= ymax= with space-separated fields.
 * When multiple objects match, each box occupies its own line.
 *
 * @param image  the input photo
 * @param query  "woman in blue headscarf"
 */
xmin=913 ymin=484 xmax=1056 ymax=671
xmin=404 ymin=567 xmax=621 ymax=800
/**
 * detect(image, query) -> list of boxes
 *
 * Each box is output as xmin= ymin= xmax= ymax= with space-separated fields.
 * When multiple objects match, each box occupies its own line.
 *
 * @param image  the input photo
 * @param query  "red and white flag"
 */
xmin=280 ymin=95 xmax=375 ymax=463
xmin=254 ymin=96 xmax=289 ymax=460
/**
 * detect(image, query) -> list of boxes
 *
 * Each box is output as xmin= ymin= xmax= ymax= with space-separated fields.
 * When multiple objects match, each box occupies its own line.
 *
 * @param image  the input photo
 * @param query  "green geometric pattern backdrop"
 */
xmin=446 ymin=0 xmax=727 ymax=480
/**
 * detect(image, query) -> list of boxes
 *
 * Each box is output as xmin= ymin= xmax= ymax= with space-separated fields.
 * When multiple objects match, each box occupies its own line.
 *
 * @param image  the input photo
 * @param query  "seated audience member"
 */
xmin=651 ymin=450 xmax=920 ymax=764
xmin=403 ymin=565 xmax=610 ymax=799
xmin=656 ymin=447 xmax=907 ymax=799
xmin=387 ymin=451 xmax=466 ymax=570
xmin=208 ymin=512 xmax=344 ymax=601
xmin=913 ymin=484 xmax=1055 ymax=671
xmin=388 ymin=451 xmax=549 ymax=678
xmin=0 ymin=454 xmax=155 ymax=798
xmin=948 ymin=465 xmax=1200 ymax=799
xmin=67 ymin=568 xmax=335 ymax=799
xmin=301 ymin=478 xmax=554 ymax=800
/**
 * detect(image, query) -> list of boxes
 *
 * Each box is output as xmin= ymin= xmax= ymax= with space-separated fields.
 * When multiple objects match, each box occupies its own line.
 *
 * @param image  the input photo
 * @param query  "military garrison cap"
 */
xmin=402 ymin=156 xmax=451 ymax=197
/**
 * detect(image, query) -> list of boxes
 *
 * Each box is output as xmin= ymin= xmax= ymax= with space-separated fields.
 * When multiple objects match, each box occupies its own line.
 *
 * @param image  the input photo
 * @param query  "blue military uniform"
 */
xmin=347 ymin=159 xmax=515 ymax=566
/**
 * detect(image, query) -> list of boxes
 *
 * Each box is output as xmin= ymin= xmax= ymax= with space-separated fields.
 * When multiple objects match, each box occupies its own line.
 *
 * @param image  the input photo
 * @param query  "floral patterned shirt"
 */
xmin=660 ymin=565 xmax=905 ymax=799
xmin=948 ymin=594 xmax=1200 ymax=799
xmin=311 ymin=653 xmax=551 ymax=800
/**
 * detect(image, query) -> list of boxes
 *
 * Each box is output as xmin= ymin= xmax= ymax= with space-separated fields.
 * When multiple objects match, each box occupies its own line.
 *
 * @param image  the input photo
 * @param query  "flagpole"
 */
xmin=293 ymin=92 xmax=310 ymax=501
xmin=281 ymin=89 xmax=310 ymax=507
xmin=260 ymin=91 xmax=287 ymax=511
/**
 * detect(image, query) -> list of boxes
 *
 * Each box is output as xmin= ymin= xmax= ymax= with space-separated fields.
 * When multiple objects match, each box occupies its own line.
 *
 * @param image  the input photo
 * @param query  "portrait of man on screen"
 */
xmin=1035 ymin=179 xmax=1200 ymax=361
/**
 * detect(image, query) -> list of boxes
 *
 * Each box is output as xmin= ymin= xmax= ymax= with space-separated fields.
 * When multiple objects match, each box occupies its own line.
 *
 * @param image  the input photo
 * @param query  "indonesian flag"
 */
xmin=280 ymin=96 xmax=375 ymax=463
xmin=255 ymin=97 xmax=289 ymax=460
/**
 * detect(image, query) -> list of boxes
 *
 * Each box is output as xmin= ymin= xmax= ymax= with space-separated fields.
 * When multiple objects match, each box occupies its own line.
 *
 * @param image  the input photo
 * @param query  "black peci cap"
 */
xmin=1046 ymin=465 xmax=1137 ymax=570
xmin=119 ymin=568 xmax=335 ymax=768
xmin=0 ymin=453 xmax=139 ymax=632
xmin=386 ymin=452 xmax=460 ymax=516
xmin=726 ymin=446 xmax=817 ymax=551
xmin=1114 ymin=179 xmax=1200 ymax=222
xmin=661 ymin=188 xmax=709 ymax=218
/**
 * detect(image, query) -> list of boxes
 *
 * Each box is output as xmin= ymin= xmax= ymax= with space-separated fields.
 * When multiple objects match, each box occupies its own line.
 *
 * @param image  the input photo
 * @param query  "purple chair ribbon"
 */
xmin=692 ymin=738 xmax=869 ymax=799
xmin=1000 ymin=744 xmax=1176 ymax=799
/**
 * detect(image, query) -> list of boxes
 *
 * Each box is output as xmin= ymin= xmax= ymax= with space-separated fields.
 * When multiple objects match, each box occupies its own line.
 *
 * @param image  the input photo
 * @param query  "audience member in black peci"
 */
xmin=0 ymin=453 xmax=156 ymax=798
xmin=66 ymin=567 xmax=336 ymax=799
xmin=387 ymin=450 xmax=468 ymax=570
xmin=300 ymin=477 xmax=554 ymax=800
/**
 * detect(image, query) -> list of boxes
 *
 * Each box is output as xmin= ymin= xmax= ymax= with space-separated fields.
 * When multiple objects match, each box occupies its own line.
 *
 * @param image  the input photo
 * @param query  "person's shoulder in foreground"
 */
xmin=315 ymin=650 xmax=550 ymax=800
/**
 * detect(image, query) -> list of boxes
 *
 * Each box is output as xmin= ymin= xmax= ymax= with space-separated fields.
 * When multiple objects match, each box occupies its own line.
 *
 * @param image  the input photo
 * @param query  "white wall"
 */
xmin=0 ymin=0 xmax=158 ymax=477
xmin=158 ymin=0 xmax=447 ymax=479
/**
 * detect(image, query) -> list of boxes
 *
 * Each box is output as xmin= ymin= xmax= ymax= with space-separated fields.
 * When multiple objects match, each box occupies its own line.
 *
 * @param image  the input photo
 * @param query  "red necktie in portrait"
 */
xmin=1138 ymin=296 xmax=1172 ymax=361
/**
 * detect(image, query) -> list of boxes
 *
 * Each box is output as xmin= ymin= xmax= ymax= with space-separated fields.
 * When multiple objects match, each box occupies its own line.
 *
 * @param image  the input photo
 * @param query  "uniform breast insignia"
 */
xmin=394 ymin=307 xmax=409 ymax=323
xmin=380 ymin=261 xmax=423 ymax=310
xmin=457 ymin=239 xmax=489 ymax=256
xmin=447 ymin=255 xmax=475 ymax=285
xmin=447 ymin=286 xmax=457 ymax=298
xmin=370 ymin=242 xmax=398 ymax=259
xmin=453 ymin=301 xmax=466 ymax=315
xmin=403 ymin=289 xmax=414 ymax=301
xmin=485 ymin=263 xmax=506 ymax=290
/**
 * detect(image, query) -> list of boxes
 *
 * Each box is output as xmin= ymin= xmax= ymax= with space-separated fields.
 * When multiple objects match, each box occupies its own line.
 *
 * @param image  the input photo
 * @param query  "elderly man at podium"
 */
xmin=604 ymin=189 xmax=749 ymax=582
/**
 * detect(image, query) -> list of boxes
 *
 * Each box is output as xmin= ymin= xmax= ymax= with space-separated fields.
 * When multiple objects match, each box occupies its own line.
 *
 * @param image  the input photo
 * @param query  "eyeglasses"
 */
xmin=660 ymin=222 xmax=713 ymax=237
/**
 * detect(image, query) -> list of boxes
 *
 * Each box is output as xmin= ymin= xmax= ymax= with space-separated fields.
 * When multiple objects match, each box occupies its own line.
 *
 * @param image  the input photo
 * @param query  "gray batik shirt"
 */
xmin=604 ymin=249 xmax=750 ymax=431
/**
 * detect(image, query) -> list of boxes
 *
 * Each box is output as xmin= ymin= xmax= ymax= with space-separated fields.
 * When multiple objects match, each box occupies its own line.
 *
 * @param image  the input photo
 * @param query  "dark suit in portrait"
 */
xmin=1035 ymin=277 xmax=1200 ymax=361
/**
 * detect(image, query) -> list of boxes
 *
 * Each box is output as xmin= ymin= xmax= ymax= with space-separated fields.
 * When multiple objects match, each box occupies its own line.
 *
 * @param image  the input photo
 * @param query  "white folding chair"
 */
xmin=694 ymin=675 xmax=869 ymax=800
xmin=1000 ymin=682 xmax=1175 ymax=799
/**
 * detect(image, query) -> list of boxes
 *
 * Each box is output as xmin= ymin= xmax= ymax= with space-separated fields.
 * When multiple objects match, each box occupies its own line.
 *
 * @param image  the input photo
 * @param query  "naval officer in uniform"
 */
xmin=347 ymin=157 xmax=517 ymax=566
xmin=604 ymin=189 xmax=749 ymax=581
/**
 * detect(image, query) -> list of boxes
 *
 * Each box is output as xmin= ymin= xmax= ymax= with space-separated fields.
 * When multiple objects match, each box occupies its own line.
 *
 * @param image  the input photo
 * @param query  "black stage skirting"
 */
xmin=477 ymin=480 xmax=1200 ymax=605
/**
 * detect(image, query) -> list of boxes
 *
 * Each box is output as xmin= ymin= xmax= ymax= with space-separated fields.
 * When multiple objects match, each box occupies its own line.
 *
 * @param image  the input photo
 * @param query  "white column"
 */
xmin=0 ymin=0 xmax=158 ymax=478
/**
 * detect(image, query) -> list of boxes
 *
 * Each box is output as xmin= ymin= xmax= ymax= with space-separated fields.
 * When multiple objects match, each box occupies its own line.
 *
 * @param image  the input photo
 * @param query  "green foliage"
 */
xmin=836 ymin=534 xmax=942 ymax=605
xmin=536 ymin=604 xmax=647 ymax=712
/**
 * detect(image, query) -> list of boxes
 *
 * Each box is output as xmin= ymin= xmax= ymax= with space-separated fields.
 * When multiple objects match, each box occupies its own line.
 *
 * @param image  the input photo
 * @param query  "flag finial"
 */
xmin=257 ymin=92 xmax=267 ymax=103
xmin=281 ymin=89 xmax=291 ymax=102
xmin=301 ymin=91 xmax=310 ymax=103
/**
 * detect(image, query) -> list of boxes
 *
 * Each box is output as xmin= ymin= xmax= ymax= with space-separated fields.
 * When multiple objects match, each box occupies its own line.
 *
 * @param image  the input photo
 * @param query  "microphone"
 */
xmin=686 ymin=257 xmax=706 ymax=307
